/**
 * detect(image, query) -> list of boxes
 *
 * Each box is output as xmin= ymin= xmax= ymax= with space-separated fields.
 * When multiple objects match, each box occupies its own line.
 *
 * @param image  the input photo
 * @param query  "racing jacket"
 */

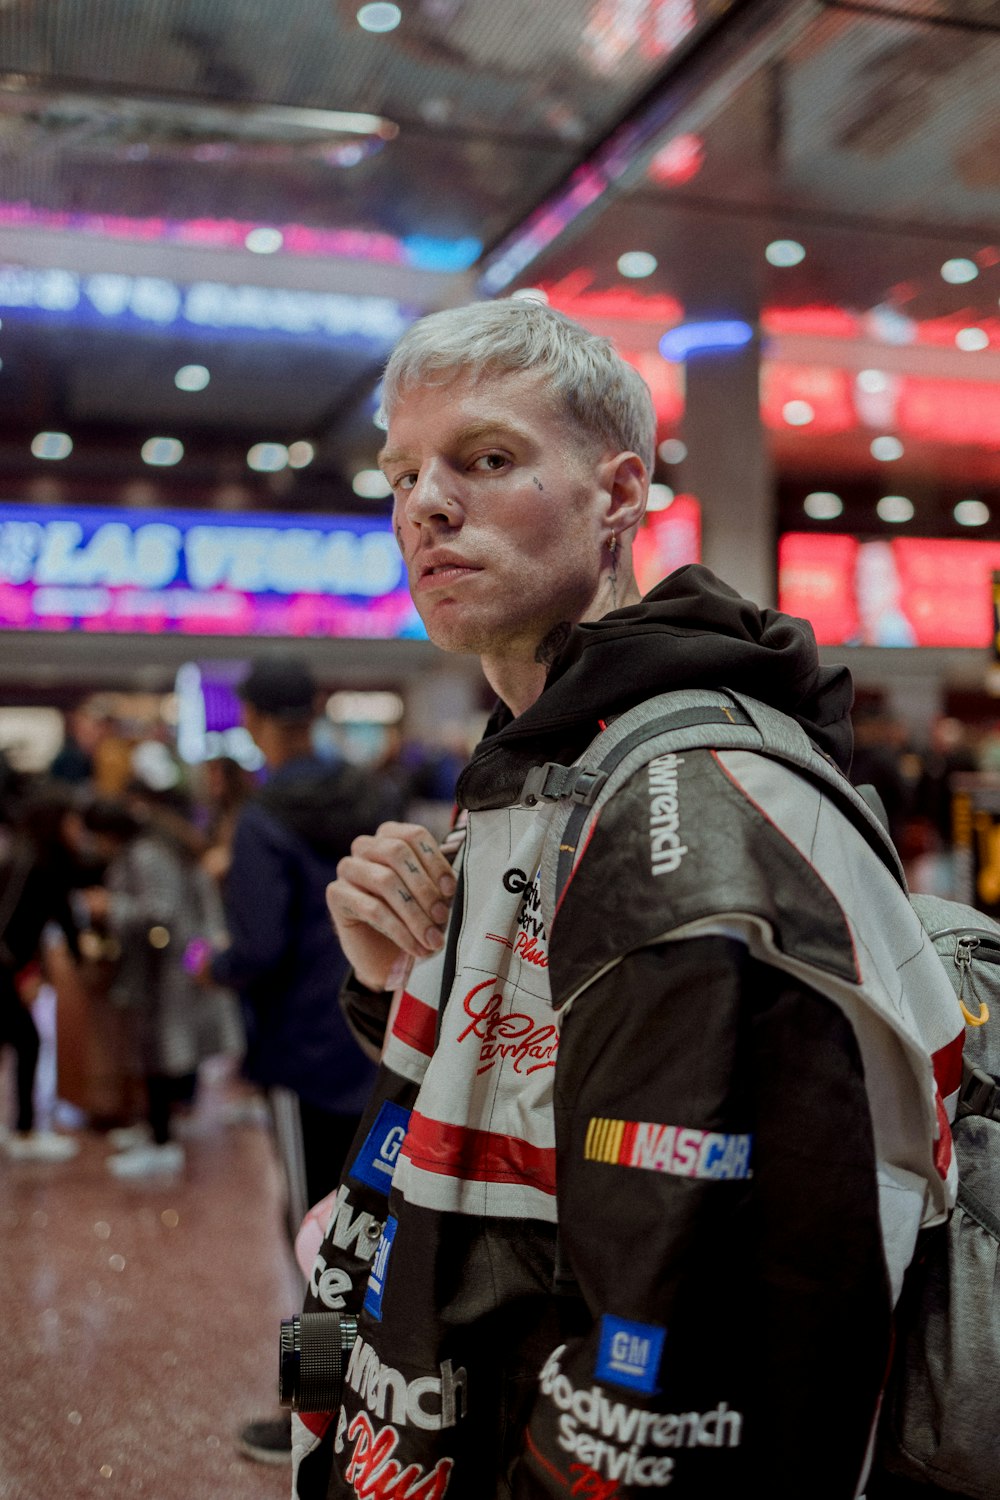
xmin=292 ymin=566 xmax=960 ymax=1500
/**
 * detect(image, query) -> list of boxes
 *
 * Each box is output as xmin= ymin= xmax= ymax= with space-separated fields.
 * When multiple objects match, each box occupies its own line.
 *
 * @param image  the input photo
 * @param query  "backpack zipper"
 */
xmin=929 ymin=927 xmax=1000 ymax=1026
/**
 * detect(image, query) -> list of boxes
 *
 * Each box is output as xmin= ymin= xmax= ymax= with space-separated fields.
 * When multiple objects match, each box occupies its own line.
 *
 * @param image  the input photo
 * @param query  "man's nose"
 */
xmin=398 ymin=459 xmax=462 ymax=529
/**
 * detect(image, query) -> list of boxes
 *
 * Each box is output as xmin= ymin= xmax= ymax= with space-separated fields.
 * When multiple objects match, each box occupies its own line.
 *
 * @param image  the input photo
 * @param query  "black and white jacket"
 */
xmin=292 ymin=566 xmax=960 ymax=1500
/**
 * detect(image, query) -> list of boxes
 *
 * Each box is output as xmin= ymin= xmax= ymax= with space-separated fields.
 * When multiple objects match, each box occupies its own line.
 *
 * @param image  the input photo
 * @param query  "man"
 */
xmin=295 ymin=300 xmax=955 ymax=1498
xmin=209 ymin=656 xmax=394 ymax=1462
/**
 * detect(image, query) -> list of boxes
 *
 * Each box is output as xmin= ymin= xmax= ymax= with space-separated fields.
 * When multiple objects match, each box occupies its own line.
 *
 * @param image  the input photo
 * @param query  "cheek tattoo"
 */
xmin=532 ymin=475 xmax=544 ymax=491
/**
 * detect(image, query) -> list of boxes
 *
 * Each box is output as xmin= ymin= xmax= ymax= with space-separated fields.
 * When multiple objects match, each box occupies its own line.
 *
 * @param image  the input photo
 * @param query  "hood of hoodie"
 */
xmin=259 ymin=756 xmax=395 ymax=860
xmin=457 ymin=564 xmax=854 ymax=811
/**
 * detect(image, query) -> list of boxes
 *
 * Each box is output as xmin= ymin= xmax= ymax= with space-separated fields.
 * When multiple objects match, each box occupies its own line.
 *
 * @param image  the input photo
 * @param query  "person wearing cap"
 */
xmin=209 ymin=655 xmax=400 ymax=1465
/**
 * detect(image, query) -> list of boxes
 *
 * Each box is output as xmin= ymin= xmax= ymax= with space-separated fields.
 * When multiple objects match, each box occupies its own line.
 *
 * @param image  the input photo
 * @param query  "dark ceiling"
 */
xmin=0 ymin=0 xmax=997 ymax=522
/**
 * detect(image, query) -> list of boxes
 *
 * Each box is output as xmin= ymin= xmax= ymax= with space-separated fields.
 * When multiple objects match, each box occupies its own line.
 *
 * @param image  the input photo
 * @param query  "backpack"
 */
xmin=523 ymin=685 xmax=1000 ymax=1500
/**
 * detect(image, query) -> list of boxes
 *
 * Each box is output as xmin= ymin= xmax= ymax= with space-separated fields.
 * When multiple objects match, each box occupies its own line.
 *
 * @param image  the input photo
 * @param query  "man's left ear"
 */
xmin=600 ymin=452 xmax=648 ymax=536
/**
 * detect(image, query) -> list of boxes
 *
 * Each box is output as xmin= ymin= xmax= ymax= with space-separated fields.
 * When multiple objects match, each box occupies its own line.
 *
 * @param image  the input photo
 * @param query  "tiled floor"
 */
xmin=0 ymin=1071 xmax=301 ymax=1499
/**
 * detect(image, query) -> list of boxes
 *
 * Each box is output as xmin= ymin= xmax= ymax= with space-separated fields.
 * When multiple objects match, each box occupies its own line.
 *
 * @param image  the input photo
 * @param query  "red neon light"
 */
xmin=633 ymin=494 xmax=701 ymax=595
xmin=779 ymin=533 xmax=1000 ymax=649
xmin=539 ymin=273 xmax=683 ymax=326
xmin=760 ymin=364 xmax=855 ymax=434
xmin=647 ymin=133 xmax=705 ymax=186
xmin=761 ymin=306 xmax=862 ymax=339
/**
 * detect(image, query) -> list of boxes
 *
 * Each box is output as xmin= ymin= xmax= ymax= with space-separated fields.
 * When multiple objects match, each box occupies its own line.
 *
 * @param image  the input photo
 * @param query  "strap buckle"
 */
xmin=520 ymin=763 xmax=608 ymax=808
xmin=958 ymin=1062 xmax=1000 ymax=1121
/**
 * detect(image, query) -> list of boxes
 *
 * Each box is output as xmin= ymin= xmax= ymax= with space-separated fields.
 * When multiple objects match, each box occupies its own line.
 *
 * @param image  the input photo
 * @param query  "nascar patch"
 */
xmin=584 ymin=1117 xmax=752 ymax=1181
xmin=349 ymin=1101 xmax=411 ymax=1195
xmin=596 ymin=1314 xmax=666 ymax=1395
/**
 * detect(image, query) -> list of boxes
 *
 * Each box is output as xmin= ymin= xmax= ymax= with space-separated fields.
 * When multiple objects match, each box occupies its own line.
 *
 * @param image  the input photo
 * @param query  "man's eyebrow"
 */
xmin=378 ymin=419 xmax=530 ymax=470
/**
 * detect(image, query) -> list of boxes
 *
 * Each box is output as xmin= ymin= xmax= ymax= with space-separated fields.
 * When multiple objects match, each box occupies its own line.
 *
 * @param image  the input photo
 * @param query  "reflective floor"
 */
xmin=0 ymin=1063 xmax=299 ymax=1499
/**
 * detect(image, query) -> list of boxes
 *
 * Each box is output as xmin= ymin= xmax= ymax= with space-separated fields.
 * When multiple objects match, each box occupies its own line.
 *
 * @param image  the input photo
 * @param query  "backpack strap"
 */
xmin=525 ymin=687 xmax=907 ymax=929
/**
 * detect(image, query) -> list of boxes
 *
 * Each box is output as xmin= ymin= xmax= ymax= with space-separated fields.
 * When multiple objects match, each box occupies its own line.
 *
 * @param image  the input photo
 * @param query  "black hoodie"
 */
xmin=458 ymin=565 xmax=854 ymax=811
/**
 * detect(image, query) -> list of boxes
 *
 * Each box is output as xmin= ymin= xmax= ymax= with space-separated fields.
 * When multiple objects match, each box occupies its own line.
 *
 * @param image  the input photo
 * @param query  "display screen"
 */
xmin=778 ymin=532 xmax=1000 ymax=648
xmin=0 ymin=502 xmax=424 ymax=639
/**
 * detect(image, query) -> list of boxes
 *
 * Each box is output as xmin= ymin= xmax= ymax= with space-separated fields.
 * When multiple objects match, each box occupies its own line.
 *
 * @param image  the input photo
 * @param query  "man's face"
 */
xmin=381 ymin=369 xmax=610 ymax=660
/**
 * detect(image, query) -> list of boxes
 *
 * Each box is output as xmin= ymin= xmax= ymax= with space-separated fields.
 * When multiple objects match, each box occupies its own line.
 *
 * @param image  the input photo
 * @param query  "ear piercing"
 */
xmin=608 ymin=533 xmax=617 ymax=555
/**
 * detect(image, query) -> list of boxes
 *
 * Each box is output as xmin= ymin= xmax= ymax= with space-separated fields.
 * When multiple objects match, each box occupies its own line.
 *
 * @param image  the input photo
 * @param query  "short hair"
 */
xmin=380 ymin=298 xmax=656 ymax=474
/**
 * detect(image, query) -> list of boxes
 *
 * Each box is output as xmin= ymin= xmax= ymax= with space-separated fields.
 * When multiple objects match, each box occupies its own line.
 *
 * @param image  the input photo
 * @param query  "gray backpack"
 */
xmin=525 ymin=686 xmax=1000 ymax=1500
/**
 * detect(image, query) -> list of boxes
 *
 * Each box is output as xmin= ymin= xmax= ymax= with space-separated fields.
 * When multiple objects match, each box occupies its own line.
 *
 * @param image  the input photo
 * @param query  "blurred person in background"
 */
xmin=199 ymin=755 xmax=256 ymax=885
xmin=204 ymin=656 xmax=401 ymax=1465
xmin=80 ymin=797 xmax=241 ymax=1179
xmin=0 ymin=787 xmax=91 ymax=1161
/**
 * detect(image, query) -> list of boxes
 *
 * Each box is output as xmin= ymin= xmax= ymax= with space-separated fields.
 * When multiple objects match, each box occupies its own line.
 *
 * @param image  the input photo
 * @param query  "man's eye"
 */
xmin=393 ymin=472 xmax=417 ymax=491
xmin=471 ymin=453 xmax=507 ymax=472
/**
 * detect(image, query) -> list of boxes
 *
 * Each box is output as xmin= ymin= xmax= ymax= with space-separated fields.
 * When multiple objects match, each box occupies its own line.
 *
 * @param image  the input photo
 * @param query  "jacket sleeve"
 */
xmin=210 ymin=806 xmax=295 ymax=992
xmin=513 ymin=933 xmax=892 ymax=1500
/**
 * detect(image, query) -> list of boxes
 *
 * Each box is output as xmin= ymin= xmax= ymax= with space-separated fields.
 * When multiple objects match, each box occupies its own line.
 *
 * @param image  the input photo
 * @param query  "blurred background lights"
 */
xmin=287 ymin=441 xmax=315 ymax=469
xmin=357 ymin=2 xmax=402 ymax=31
xmin=174 ymin=364 xmax=210 ymax=392
xmin=244 ymin=227 xmax=284 ymax=254
xmin=646 ymin=484 xmax=674 ymax=512
xmin=327 ymin=690 xmax=404 ymax=725
xmin=617 ymin=250 xmax=657 ymax=279
xmin=877 ymin=495 xmax=914 ymax=523
xmin=871 ymin=435 xmax=904 ymax=461
xmin=782 ymin=399 xmax=815 ymax=426
xmin=856 ymin=369 xmax=890 ymax=394
xmin=511 ymin=287 xmax=549 ymax=303
xmin=954 ymin=498 xmax=990 ymax=527
xmin=247 ymin=442 xmax=289 ymax=472
xmin=765 ymin=239 xmax=805 ymax=267
xmin=941 ymin=258 xmax=979 ymax=284
xmin=352 ymin=468 xmax=393 ymax=499
xmin=141 ymin=436 xmax=183 ymax=466
xmin=659 ymin=320 xmax=753 ymax=361
xmin=867 ymin=305 xmax=916 ymax=346
xmin=956 ymin=326 xmax=989 ymax=351
xmin=31 ymin=431 xmax=73 ymax=461
xmin=657 ymin=439 xmax=687 ymax=464
xmin=803 ymin=491 xmax=843 ymax=520
xmin=647 ymin=133 xmax=705 ymax=187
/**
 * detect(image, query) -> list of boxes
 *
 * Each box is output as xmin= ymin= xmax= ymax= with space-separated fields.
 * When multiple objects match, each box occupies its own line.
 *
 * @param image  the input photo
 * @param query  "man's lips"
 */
xmin=415 ymin=558 xmax=482 ymax=590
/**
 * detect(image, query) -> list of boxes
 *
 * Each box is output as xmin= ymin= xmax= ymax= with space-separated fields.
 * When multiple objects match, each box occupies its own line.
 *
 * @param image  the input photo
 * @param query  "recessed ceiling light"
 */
xmin=247 ymin=443 xmax=289 ymax=473
xmin=31 ymin=431 xmax=72 ymax=461
xmin=956 ymin=326 xmax=989 ymax=352
xmin=287 ymin=441 xmax=315 ymax=469
xmin=941 ymin=258 xmax=979 ymax=285
xmin=856 ymin=369 xmax=890 ymax=394
xmin=877 ymin=494 xmax=913 ymax=523
xmin=352 ymin=468 xmax=392 ymax=499
xmin=871 ymin=435 xmax=904 ymax=461
xmin=955 ymin=498 xmax=990 ymax=527
xmin=646 ymin=484 xmax=674 ymax=512
xmin=765 ymin=239 xmax=805 ymax=268
xmin=357 ymin=2 xmax=402 ymax=32
xmin=617 ymin=251 xmax=657 ymax=279
xmin=244 ymin=227 xmax=284 ymax=254
xmin=141 ymin=437 xmax=183 ymax=467
xmin=803 ymin=491 xmax=843 ymax=520
xmin=174 ymin=364 xmax=210 ymax=392
xmin=657 ymin=439 xmax=687 ymax=464
xmin=783 ymin=399 xmax=814 ymax=426
xmin=867 ymin=305 xmax=916 ymax=346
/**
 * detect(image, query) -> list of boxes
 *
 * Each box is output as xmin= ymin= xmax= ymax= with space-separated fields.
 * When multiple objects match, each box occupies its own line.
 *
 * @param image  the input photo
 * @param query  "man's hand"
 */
xmin=327 ymin=822 xmax=457 ymax=992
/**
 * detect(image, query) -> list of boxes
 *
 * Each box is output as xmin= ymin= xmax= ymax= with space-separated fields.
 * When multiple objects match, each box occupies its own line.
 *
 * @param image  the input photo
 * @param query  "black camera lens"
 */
xmin=278 ymin=1311 xmax=358 ymax=1413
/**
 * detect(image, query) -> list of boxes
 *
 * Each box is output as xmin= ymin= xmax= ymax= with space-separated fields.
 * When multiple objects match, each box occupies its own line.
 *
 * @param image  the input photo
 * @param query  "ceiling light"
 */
xmin=174 ymin=364 xmax=210 ymax=392
xmin=141 ymin=437 xmax=183 ymax=466
xmin=657 ymin=439 xmax=687 ymax=464
xmin=352 ymin=468 xmax=392 ymax=499
xmin=646 ymin=484 xmax=674 ymax=512
xmin=244 ymin=227 xmax=284 ymax=254
xmin=247 ymin=442 xmax=289 ymax=472
xmin=956 ymin=326 xmax=989 ymax=352
xmin=357 ymin=2 xmax=402 ymax=32
xmin=782 ymin=400 xmax=814 ymax=426
xmin=31 ymin=431 xmax=72 ymax=461
xmin=877 ymin=494 xmax=913 ymax=523
xmin=867 ymin=305 xmax=916 ymax=346
xmin=326 ymin=690 xmax=404 ymax=724
xmin=955 ymin=498 xmax=990 ymax=527
xmin=803 ymin=491 xmax=843 ymax=520
xmin=765 ymin=239 xmax=805 ymax=268
xmin=287 ymin=441 xmax=315 ymax=469
xmin=871 ymin=435 xmax=904 ymax=461
xmin=856 ymin=369 xmax=890 ymax=394
xmin=941 ymin=258 xmax=979 ymax=285
xmin=617 ymin=251 xmax=657 ymax=279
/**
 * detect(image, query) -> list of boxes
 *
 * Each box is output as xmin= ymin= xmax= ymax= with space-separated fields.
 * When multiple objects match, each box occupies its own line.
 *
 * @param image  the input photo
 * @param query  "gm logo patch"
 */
xmin=596 ymin=1315 xmax=666 ymax=1395
xmin=363 ymin=1215 xmax=398 ymax=1321
xmin=349 ymin=1101 xmax=411 ymax=1195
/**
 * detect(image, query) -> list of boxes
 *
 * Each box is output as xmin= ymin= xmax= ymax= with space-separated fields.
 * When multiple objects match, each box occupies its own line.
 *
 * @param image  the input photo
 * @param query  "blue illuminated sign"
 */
xmin=658 ymin=320 xmax=755 ymax=362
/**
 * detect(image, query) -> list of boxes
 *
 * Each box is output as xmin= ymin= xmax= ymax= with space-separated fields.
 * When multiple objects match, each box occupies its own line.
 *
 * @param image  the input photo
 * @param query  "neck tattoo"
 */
xmin=534 ymin=620 xmax=572 ymax=667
